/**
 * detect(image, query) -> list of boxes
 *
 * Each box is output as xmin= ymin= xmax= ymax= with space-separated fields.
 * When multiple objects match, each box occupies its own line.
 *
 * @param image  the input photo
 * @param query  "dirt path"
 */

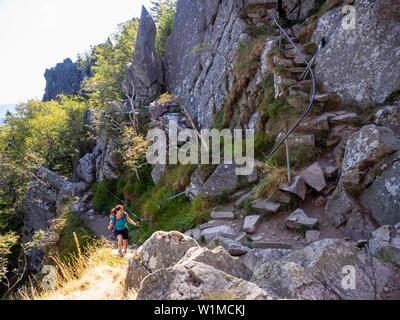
xmin=80 ymin=213 xmax=113 ymax=240
xmin=36 ymin=248 xmax=137 ymax=300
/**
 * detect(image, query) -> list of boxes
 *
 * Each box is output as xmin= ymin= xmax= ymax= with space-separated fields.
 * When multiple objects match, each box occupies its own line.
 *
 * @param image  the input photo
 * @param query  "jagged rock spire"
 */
xmin=122 ymin=6 xmax=163 ymax=106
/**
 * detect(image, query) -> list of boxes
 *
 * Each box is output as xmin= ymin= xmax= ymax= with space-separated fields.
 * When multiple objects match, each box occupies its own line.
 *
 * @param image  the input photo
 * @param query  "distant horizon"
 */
xmin=0 ymin=0 xmax=153 ymax=105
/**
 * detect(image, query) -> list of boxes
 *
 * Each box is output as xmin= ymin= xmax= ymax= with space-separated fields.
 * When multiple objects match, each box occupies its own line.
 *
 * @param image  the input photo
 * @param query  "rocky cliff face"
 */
xmin=42 ymin=58 xmax=91 ymax=102
xmin=162 ymin=0 xmax=318 ymax=128
xmin=312 ymin=0 xmax=400 ymax=108
xmin=164 ymin=0 xmax=271 ymax=128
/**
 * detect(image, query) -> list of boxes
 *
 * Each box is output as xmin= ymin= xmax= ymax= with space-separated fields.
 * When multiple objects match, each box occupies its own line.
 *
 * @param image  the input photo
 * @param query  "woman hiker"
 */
xmin=108 ymin=205 xmax=140 ymax=257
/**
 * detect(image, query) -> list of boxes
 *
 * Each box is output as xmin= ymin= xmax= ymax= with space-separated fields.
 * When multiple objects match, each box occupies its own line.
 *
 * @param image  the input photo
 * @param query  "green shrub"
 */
xmin=92 ymin=179 xmax=120 ymax=216
xmin=56 ymin=211 xmax=97 ymax=263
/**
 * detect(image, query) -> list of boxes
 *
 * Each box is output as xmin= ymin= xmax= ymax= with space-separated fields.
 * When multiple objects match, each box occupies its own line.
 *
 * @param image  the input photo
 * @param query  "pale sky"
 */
xmin=0 ymin=0 xmax=153 ymax=105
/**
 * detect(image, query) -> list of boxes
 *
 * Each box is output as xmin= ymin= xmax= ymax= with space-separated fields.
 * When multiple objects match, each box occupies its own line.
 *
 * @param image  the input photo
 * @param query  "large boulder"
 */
xmin=76 ymin=153 xmax=95 ymax=184
xmin=241 ymin=248 xmax=293 ymax=274
xmin=326 ymin=180 xmax=376 ymax=240
xmin=375 ymin=105 xmax=400 ymax=137
xmin=312 ymin=0 xmax=400 ymax=108
xmin=208 ymin=236 xmax=251 ymax=256
xmin=137 ymin=260 xmax=272 ymax=300
xmin=326 ymin=124 xmax=400 ymax=239
xmin=251 ymin=239 xmax=397 ymax=300
xmin=125 ymin=255 xmax=151 ymax=291
xmin=199 ymin=163 xmax=238 ymax=197
xmin=369 ymin=224 xmax=400 ymax=265
xmin=178 ymin=246 xmax=252 ymax=280
xmin=136 ymin=231 xmax=200 ymax=272
xmin=341 ymin=125 xmax=400 ymax=192
xmin=283 ymin=0 xmax=316 ymax=21
xmin=360 ymin=153 xmax=400 ymax=226
xmin=200 ymin=225 xmax=236 ymax=244
xmin=122 ymin=6 xmax=163 ymax=106
xmin=93 ymin=136 xmax=120 ymax=182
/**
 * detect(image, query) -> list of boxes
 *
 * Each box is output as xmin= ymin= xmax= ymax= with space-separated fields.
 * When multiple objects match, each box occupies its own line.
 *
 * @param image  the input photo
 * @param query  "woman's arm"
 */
xmin=108 ymin=217 xmax=115 ymax=230
xmin=126 ymin=214 xmax=139 ymax=227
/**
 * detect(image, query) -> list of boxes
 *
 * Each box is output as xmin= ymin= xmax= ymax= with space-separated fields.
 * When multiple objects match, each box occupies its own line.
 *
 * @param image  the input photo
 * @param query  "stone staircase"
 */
xmin=185 ymin=29 xmax=365 ymax=256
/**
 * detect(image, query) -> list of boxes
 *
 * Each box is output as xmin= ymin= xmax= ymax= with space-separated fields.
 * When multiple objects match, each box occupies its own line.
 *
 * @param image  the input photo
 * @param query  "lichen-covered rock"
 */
xmin=71 ymin=201 xmax=89 ymax=214
xmin=241 ymin=248 xmax=293 ymax=273
xmin=341 ymin=125 xmax=400 ymax=191
xmin=208 ymin=236 xmax=251 ymax=256
xmin=187 ymin=168 xmax=204 ymax=200
xmin=360 ymin=155 xmax=400 ymax=226
xmin=312 ymin=0 xmax=400 ymax=108
xmin=369 ymin=224 xmax=400 ymax=265
xmin=93 ymin=135 xmax=120 ymax=182
xmin=251 ymin=239 xmax=396 ymax=300
xmin=125 ymin=256 xmax=150 ymax=291
xmin=199 ymin=163 xmax=238 ymax=197
xmin=76 ymin=153 xmax=95 ymax=184
xmin=283 ymin=0 xmax=316 ymax=21
xmin=137 ymin=260 xmax=272 ymax=300
xmin=200 ymin=225 xmax=236 ymax=244
xmin=151 ymin=164 xmax=166 ymax=185
xmin=122 ymin=6 xmax=163 ymax=106
xmin=326 ymin=180 xmax=375 ymax=240
xmin=136 ymin=231 xmax=200 ymax=272
xmin=375 ymin=105 xmax=400 ymax=137
xmin=178 ymin=246 xmax=252 ymax=280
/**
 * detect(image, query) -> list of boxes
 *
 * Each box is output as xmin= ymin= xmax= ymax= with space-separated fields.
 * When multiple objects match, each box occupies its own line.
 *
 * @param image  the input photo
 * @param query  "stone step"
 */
xmin=288 ymin=67 xmax=306 ymax=73
xmin=273 ymin=56 xmax=294 ymax=68
xmin=287 ymin=95 xmax=310 ymax=108
xmin=211 ymin=210 xmax=235 ymax=220
xmin=251 ymin=200 xmax=281 ymax=213
xmin=290 ymin=80 xmax=313 ymax=92
xmin=285 ymin=42 xmax=301 ymax=50
xmin=243 ymin=215 xmax=262 ymax=234
xmin=253 ymin=241 xmax=293 ymax=250
xmin=293 ymin=55 xmax=312 ymax=65
xmin=288 ymin=88 xmax=309 ymax=97
xmin=330 ymin=112 xmax=359 ymax=125
xmin=199 ymin=220 xmax=230 ymax=231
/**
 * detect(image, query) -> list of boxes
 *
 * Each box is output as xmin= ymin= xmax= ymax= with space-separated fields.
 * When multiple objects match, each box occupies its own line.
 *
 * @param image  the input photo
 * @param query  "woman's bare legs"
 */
xmin=123 ymin=240 xmax=128 ymax=256
xmin=117 ymin=235 xmax=123 ymax=255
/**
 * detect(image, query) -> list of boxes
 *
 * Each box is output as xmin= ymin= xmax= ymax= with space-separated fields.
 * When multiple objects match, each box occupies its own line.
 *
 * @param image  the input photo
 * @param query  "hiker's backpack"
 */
xmin=110 ymin=209 xmax=127 ymax=238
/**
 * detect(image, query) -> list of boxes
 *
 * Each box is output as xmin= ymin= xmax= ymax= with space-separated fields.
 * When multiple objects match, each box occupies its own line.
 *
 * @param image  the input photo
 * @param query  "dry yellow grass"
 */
xmin=255 ymin=163 xmax=293 ymax=200
xmin=18 ymin=242 xmax=137 ymax=300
